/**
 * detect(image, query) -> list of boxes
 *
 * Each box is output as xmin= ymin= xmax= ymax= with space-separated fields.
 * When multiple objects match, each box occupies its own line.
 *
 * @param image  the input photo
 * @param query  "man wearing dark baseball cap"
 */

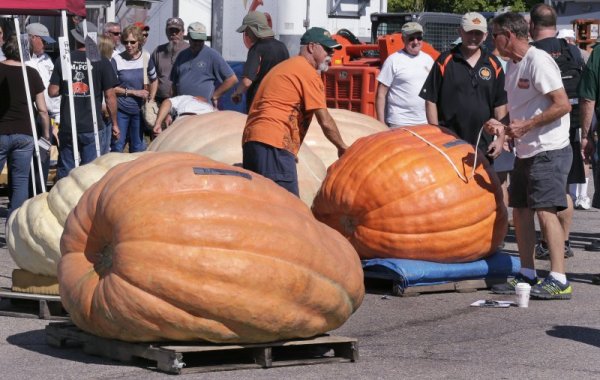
xmin=242 ymin=27 xmax=347 ymax=197
xmin=149 ymin=17 xmax=188 ymax=111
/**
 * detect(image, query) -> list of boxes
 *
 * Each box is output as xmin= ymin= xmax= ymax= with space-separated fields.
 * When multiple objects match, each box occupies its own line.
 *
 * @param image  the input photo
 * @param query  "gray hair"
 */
xmin=103 ymin=22 xmax=120 ymax=35
xmin=491 ymin=12 xmax=529 ymax=39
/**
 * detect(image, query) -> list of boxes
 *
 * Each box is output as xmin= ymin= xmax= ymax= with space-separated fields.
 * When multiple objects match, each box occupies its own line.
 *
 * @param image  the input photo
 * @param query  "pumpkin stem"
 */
xmin=340 ymin=215 xmax=358 ymax=235
xmin=94 ymin=245 xmax=114 ymax=275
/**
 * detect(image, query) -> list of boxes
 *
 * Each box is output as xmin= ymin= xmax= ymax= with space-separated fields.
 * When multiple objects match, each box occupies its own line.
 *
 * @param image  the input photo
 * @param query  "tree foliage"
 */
xmin=387 ymin=0 xmax=540 ymax=13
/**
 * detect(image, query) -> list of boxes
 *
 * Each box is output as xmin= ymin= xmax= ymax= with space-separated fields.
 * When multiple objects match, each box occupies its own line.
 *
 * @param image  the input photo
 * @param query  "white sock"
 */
xmin=581 ymin=178 xmax=589 ymax=198
xmin=520 ymin=268 xmax=537 ymax=280
xmin=549 ymin=271 xmax=567 ymax=284
xmin=569 ymin=183 xmax=578 ymax=199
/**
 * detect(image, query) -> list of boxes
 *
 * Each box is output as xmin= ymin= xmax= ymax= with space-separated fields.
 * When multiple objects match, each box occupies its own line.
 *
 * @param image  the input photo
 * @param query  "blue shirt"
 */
xmin=170 ymin=45 xmax=234 ymax=99
xmin=112 ymin=51 xmax=157 ymax=115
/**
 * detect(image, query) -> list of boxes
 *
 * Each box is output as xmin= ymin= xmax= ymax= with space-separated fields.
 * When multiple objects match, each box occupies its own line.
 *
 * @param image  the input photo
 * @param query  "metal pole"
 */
xmin=14 ymin=18 xmax=46 ymax=194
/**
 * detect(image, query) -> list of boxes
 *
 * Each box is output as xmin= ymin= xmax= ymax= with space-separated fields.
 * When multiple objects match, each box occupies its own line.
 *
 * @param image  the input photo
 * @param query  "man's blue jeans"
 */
xmin=0 ymin=134 xmax=34 ymax=215
xmin=57 ymin=128 xmax=107 ymax=180
xmin=111 ymin=110 xmax=145 ymax=153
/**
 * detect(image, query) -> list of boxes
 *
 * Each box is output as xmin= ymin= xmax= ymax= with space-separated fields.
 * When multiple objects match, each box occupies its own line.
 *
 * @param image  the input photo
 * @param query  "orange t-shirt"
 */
xmin=242 ymin=56 xmax=326 ymax=155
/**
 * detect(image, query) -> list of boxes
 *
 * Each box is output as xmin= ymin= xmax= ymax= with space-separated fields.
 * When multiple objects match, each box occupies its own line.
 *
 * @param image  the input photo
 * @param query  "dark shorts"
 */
xmin=242 ymin=141 xmax=299 ymax=197
xmin=509 ymin=145 xmax=572 ymax=211
xmin=567 ymin=127 xmax=586 ymax=184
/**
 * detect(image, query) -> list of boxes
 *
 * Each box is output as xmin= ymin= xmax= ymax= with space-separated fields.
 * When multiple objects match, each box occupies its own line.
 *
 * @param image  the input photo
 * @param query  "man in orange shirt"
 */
xmin=242 ymin=27 xmax=348 ymax=196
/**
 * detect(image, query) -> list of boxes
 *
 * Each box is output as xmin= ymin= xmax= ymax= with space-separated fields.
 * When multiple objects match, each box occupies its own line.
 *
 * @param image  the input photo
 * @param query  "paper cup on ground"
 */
xmin=515 ymin=282 xmax=531 ymax=308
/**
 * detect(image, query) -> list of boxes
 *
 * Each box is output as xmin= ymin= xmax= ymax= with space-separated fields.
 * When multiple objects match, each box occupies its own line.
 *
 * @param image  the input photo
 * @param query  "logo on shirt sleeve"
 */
xmin=518 ymin=78 xmax=530 ymax=89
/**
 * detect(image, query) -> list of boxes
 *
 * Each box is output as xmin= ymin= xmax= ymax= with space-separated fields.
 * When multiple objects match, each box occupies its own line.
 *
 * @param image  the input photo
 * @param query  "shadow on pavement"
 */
xmin=547 ymin=325 xmax=600 ymax=348
xmin=6 ymin=329 xmax=123 ymax=366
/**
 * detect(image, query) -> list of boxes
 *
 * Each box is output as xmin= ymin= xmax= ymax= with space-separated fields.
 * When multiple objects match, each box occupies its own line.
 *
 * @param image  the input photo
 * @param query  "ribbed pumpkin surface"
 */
xmin=312 ymin=125 xmax=508 ymax=263
xmin=59 ymin=152 xmax=364 ymax=343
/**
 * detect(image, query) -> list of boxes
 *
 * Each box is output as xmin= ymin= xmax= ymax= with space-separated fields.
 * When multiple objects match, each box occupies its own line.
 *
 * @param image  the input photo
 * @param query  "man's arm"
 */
xmin=212 ymin=74 xmax=239 ymax=107
xmin=375 ymin=83 xmax=388 ymax=124
xmin=149 ymin=78 xmax=158 ymax=102
xmin=231 ymin=77 xmax=252 ymax=104
xmin=506 ymin=88 xmax=571 ymax=138
xmin=425 ymin=100 xmax=439 ymax=125
xmin=314 ymin=108 xmax=348 ymax=157
xmin=104 ymin=88 xmax=120 ymax=140
xmin=48 ymin=84 xmax=60 ymax=98
xmin=153 ymin=99 xmax=173 ymax=135
xmin=580 ymin=97 xmax=596 ymax=162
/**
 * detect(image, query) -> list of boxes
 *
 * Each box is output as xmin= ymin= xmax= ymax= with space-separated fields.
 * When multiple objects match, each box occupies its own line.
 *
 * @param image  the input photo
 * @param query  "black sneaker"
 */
xmin=535 ymin=240 xmax=574 ymax=259
xmin=530 ymin=276 xmax=572 ymax=300
xmin=535 ymin=241 xmax=549 ymax=260
xmin=491 ymin=273 xmax=539 ymax=295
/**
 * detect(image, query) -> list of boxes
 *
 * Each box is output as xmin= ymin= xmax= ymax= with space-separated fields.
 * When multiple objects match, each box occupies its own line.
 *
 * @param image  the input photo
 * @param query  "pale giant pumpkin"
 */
xmin=312 ymin=125 xmax=508 ymax=263
xmin=148 ymin=111 xmax=326 ymax=207
xmin=304 ymin=108 xmax=388 ymax=168
xmin=7 ymin=153 xmax=145 ymax=276
xmin=59 ymin=152 xmax=364 ymax=343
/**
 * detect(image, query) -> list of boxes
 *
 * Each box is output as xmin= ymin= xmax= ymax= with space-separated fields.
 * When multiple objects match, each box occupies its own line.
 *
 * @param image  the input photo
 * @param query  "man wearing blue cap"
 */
xmin=25 ymin=22 xmax=60 ymax=192
xmin=242 ymin=27 xmax=348 ymax=196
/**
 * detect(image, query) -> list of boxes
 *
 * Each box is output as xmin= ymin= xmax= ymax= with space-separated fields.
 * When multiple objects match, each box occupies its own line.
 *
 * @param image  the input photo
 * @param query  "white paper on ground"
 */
xmin=470 ymin=300 xmax=514 ymax=308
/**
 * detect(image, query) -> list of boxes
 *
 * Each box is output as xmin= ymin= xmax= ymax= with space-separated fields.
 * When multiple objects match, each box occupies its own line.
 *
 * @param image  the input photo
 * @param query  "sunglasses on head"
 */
xmin=109 ymin=31 xmax=121 ymax=36
xmin=408 ymin=35 xmax=423 ymax=42
xmin=123 ymin=40 xmax=138 ymax=45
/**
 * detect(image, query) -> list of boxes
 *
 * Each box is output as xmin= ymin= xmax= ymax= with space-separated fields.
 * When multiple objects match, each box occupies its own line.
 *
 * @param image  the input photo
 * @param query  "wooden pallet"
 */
xmin=46 ymin=322 xmax=358 ymax=374
xmin=364 ymin=271 xmax=507 ymax=297
xmin=0 ymin=287 xmax=67 ymax=319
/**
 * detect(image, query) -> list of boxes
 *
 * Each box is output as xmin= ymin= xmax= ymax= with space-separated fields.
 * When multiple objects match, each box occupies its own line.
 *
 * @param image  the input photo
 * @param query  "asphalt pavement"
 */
xmin=1 ymin=191 xmax=600 ymax=379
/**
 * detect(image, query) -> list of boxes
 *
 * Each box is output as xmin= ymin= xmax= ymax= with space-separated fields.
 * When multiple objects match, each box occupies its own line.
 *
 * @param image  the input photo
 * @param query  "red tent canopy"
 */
xmin=0 ymin=0 xmax=86 ymax=16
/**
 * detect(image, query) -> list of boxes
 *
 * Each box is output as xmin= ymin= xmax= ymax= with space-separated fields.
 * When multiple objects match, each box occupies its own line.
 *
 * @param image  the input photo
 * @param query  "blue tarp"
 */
xmin=362 ymin=251 xmax=521 ymax=290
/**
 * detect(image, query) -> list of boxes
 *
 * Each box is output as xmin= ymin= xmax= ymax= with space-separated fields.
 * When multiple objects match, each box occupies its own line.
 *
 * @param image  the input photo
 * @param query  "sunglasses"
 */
xmin=123 ymin=40 xmax=138 ymax=45
xmin=142 ymin=33 xmax=149 ymax=37
xmin=168 ymin=28 xmax=182 ymax=34
xmin=408 ymin=35 xmax=423 ymax=42
xmin=321 ymin=44 xmax=334 ymax=54
xmin=109 ymin=31 xmax=121 ymax=36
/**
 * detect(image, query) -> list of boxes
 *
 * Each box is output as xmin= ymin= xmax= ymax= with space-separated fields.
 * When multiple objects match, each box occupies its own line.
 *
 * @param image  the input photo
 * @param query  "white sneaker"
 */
xmin=575 ymin=195 xmax=592 ymax=210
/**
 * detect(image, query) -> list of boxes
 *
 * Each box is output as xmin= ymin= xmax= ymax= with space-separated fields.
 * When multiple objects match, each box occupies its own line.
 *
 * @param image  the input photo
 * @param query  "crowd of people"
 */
xmin=2 ymin=5 xmax=600 ymax=298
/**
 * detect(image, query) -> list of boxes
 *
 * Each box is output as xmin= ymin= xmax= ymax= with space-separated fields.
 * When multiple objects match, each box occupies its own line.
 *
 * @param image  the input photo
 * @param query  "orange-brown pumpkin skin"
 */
xmin=312 ymin=125 xmax=508 ymax=263
xmin=59 ymin=152 xmax=364 ymax=343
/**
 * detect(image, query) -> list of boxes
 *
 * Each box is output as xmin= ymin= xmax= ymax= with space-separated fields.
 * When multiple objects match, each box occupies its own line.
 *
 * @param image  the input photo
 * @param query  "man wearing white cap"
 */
xmin=420 ymin=12 xmax=507 ymax=159
xmin=25 ymin=22 xmax=60 ymax=192
xmin=170 ymin=22 xmax=238 ymax=108
xmin=231 ymin=11 xmax=289 ymax=112
xmin=376 ymin=21 xmax=434 ymax=127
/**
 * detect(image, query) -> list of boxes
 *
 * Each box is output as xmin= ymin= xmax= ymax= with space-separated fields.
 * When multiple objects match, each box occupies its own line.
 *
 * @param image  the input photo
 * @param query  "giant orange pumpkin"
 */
xmin=312 ymin=125 xmax=507 ymax=263
xmin=59 ymin=152 xmax=364 ymax=343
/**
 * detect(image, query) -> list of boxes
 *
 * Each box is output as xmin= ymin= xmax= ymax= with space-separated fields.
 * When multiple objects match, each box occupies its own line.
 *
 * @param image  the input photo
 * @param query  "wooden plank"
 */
xmin=0 ymin=288 xmax=66 ymax=319
xmin=0 ymin=288 xmax=61 ymax=301
xmin=45 ymin=322 xmax=358 ymax=374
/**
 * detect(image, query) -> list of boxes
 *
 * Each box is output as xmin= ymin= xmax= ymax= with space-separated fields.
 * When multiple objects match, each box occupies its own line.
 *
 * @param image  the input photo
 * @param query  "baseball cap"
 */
xmin=134 ymin=22 xmax=150 ymax=32
xmin=186 ymin=22 xmax=207 ymax=41
xmin=236 ymin=11 xmax=274 ymax=38
xmin=401 ymin=22 xmax=423 ymax=36
xmin=166 ymin=17 xmax=184 ymax=30
xmin=557 ymin=28 xmax=575 ymax=39
xmin=461 ymin=12 xmax=487 ymax=33
xmin=70 ymin=21 xmax=98 ymax=45
xmin=26 ymin=23 xmax=56 ymax=43
xmin=300 ymin=27 xmax=341 ymax=50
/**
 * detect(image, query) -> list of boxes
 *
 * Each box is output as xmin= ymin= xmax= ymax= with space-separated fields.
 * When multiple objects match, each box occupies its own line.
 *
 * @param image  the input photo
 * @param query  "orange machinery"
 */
xmin=322 ymin=33 xmax=440 ymax=118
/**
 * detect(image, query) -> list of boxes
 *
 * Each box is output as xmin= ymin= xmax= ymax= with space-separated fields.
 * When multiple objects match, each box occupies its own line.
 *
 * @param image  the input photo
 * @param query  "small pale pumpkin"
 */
xmin=59 ymin=152 xmax=364 ymax=343
xmin=7 ymin=153 xmax=146 ymax=276
xmin=312 ymin=125 xmax=508 ymax=263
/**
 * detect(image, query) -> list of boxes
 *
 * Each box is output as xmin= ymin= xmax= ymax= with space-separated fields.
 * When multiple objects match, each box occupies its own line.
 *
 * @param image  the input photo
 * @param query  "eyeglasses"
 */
xmin=109 ymin=31 xmax=121 ymax=36
xmin=168 ymin=28 xmax=182 ymax=34
xmin=320 ymin=44 xmax=334 ymax=55
xmin=142 ymin=33 xmax=149 ymax=37
xmin=408 ymin=35 xmax=423 ymax=42
xmin=123 ymin=40 xmax=138 ymax=45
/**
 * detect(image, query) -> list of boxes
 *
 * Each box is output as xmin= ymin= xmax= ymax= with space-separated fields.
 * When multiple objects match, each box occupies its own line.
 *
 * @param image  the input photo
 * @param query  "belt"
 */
xmin=178 ymin=112 xmax=197 ymax=117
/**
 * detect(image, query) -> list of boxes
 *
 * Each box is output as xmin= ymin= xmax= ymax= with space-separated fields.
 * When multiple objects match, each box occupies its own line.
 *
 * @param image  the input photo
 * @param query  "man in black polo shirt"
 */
xmin=420 ymin=12 xmax=507 ymax=159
